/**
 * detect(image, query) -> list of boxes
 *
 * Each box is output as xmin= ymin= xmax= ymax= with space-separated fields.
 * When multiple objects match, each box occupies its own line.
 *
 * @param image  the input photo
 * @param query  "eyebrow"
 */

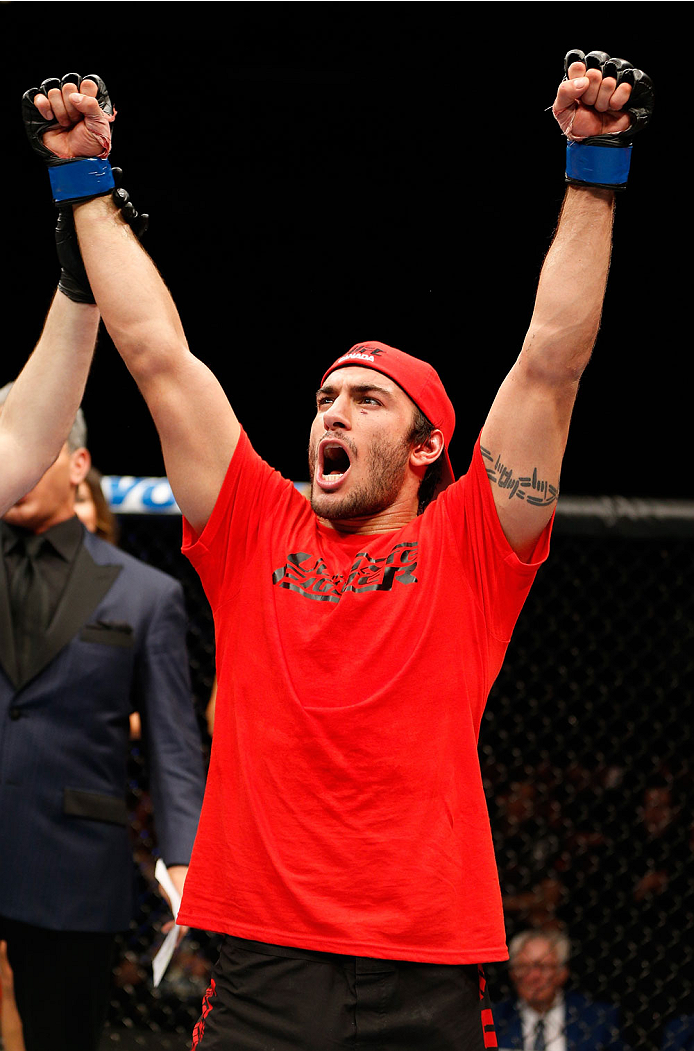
xmin=315 ymin=382 xmax=394 ymax=400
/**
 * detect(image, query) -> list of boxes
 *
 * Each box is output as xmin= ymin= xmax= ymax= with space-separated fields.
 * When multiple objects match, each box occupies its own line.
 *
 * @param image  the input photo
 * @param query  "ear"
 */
xmin=410 ymin=428 xmax=445 ymax=470
xmin=69 ymin=447 xmax=91 ymax=487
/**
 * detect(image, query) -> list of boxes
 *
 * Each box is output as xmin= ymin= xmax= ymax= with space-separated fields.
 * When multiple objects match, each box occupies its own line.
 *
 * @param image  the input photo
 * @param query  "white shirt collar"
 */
xmin=519 ymin=995 xmax=566 ymax=1051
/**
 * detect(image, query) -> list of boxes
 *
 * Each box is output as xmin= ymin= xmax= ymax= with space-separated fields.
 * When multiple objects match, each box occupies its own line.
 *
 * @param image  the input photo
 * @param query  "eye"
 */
xmin=317 ymin=396 xmax=333 ymax=409
xmin=360 ymin=396 xmax=380 ymax=406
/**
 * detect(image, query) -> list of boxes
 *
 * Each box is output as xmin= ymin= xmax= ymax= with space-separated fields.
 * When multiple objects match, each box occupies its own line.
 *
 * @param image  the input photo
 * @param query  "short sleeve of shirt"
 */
xmin=435 ymin=435 xmax=553 ymax=642
xmin=181 ymin=428 xmax=307 ymax=612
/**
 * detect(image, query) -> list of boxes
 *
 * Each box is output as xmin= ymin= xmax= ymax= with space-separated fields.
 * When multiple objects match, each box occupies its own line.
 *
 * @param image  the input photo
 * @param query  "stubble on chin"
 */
xmin=308 ymin=435 xmax=411 ymax=521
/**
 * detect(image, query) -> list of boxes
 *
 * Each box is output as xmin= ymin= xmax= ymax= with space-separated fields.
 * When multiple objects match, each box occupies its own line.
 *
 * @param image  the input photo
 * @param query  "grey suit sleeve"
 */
xmin=134 ymin=577 xmax=206 ymax=866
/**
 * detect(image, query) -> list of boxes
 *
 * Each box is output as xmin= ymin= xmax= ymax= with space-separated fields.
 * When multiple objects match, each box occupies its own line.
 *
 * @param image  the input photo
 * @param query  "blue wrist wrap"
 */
xmin=565 ymin=141 xmax=632 ymax=188
xmin=48 ymin=157 xmax=115 ymax=203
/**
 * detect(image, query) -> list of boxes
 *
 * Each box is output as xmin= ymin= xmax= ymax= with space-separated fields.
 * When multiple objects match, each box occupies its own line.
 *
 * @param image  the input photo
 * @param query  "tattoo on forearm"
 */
xmin=480 ymin=446 xmax=559 ymax=507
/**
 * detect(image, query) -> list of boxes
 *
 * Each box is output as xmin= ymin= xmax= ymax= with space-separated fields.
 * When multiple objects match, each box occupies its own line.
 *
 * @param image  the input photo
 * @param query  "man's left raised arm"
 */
xmin=480 ymin=49 xmax=653 ymax=561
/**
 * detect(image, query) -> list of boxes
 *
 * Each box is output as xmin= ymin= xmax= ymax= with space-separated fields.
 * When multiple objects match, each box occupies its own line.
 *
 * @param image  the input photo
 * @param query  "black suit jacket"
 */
xmin=0 ymin=523 xmax=205 ymax=932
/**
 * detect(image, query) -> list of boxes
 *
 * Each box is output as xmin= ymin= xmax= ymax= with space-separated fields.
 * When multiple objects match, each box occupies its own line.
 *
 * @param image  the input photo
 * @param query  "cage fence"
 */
xmin=97 ymin=495 xmax=692 ymax=1051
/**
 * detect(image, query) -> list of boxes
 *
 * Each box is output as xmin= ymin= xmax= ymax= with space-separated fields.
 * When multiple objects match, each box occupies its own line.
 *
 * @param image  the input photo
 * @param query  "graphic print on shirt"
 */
xmin=272 ymin=541 xmax=418 ymax=603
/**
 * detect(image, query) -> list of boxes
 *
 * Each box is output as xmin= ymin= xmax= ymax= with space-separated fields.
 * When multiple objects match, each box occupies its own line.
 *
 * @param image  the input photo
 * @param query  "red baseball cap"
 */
xmin=321 ymin=341 xmax=456 ymax=492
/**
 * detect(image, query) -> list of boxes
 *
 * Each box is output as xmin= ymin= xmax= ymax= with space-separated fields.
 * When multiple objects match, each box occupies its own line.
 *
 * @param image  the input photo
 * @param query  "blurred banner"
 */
xmin=102 ymin=477 xmax=311 ymax=514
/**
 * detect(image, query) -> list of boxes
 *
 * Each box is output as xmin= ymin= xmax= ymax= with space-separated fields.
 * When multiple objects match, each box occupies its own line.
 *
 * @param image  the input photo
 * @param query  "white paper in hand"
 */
xmin=152 ymin=858 xmax=182 ymax=988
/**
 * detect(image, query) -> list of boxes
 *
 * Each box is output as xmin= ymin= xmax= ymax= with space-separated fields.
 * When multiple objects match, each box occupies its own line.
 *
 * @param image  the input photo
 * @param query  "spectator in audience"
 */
xmin=0 ymin=939 xmax=24 ymax=1051
xmin=617 ymin=775 xmax=693 ymax=1051
xmin=493 ymin=929 xmax=627 ymax=1050
xmin=630 ymin=777 xmax=688 ymax=903
xmin=493 ymin=779 xmax=567 ymax=938
xmin=205 ymin=675 xmax=217 ymax=737
xmin=75 ymin=464 xmax=119 ymax=544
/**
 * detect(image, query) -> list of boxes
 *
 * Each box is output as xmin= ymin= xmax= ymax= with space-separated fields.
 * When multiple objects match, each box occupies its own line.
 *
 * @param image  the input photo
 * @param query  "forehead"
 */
xmin=319 ymin=366 xmax=409 ymax=402
xmin=517 ymin=939 xmax=556 ymax=962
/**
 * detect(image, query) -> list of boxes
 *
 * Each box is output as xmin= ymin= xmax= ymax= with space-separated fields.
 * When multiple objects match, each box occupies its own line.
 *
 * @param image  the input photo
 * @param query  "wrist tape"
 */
xmin=48 ymin=157 xmax=115 ymax=204
xmin=565 ymin=141 xmax=632 ymax=189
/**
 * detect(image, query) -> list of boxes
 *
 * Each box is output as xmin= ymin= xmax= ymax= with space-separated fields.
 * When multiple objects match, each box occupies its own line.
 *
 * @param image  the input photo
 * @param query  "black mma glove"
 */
xmin=22 ymin=73 xmax=116 ymax=204
xmin=561 ymin=50 xmax=654 ymax=190
xmin=56 ymin=169 xmax=150 ymax=304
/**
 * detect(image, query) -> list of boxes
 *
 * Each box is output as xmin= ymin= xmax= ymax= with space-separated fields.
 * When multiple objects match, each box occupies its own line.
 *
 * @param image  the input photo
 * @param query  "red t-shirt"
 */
xmin=178 ymin=429 xmax=551 ymax=963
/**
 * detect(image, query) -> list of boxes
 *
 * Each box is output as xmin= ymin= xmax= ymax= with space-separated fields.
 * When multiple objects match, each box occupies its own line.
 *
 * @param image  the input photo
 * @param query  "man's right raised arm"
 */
xmin=74 ymin=193 xmax=240 ymax=535
xmin=25 ymin=74 xmax=239 ymax=536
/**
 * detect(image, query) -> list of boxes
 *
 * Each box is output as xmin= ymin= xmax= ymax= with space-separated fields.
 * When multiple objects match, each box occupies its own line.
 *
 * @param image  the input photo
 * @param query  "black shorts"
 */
xmin=192 ymin=935 xmax=498 ymax=1050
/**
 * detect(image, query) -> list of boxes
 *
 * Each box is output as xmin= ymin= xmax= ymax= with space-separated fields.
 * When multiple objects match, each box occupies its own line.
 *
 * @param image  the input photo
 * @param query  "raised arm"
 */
xmin=24 ymin=74 xmax=240 ymax=536
xmin=480 ymin=50 xmax=653 ymax=561
xmin=0 ymin=291 xmax=99 ymax=516
xmin=74 ymin=193 xmax=240 ymax=535
xmin=480 ymin=182 xmax=614 ymax=560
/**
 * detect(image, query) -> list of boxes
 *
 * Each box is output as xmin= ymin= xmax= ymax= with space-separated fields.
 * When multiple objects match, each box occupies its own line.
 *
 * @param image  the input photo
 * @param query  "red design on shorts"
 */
xmin=191 ymin=977 xmax=216 ymax=1048
xmin=481 ymin=1007 xmax=498 ymax=1048
xmin=479 ymin=965 xmax=498 ymax=1047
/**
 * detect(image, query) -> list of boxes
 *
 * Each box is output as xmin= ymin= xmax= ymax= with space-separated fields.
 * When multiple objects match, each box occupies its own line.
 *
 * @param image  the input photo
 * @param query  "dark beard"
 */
xmin=309 ymin=433 xmax=411 ymax=521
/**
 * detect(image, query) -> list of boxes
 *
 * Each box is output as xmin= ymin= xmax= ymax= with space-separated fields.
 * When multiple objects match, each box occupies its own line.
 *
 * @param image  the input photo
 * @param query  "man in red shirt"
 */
xmin=24 ymin=49 xmax=652 ymax=1050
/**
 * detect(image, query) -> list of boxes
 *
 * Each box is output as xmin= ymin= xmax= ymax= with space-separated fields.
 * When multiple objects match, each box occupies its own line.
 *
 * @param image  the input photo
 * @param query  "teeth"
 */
xmin=323 ymin=472 xmax=344 ymax=481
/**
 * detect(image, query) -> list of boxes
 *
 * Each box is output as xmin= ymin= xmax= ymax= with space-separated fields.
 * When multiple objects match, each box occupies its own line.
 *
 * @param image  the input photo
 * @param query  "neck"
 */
xmin=317 ymin=498 xmax=420 ymax=536
xmin=2 ymin=507 xmax=76 ymax=536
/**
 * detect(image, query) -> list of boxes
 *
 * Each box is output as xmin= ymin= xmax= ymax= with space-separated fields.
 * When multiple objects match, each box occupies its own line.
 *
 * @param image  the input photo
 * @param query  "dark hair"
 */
xmin=82 ymin=466 xmax=119 ymax=545
xmin=408 ymin=406 xmax=444 ymax=514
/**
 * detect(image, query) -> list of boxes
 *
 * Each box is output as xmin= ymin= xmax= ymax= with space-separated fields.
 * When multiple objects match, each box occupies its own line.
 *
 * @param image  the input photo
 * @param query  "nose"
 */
xmin=322 ymin=391 xmax=351 ymax=431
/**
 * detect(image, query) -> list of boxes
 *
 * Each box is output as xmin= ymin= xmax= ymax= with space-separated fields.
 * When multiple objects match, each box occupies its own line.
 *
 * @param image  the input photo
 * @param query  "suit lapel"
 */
xmin=8 ymin=538 xmax=122 ymax=689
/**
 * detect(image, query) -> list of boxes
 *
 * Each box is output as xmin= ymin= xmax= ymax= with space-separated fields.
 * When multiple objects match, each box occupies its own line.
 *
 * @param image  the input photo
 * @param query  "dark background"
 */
xmin=0 ymin=4 xmax=683 ymax=498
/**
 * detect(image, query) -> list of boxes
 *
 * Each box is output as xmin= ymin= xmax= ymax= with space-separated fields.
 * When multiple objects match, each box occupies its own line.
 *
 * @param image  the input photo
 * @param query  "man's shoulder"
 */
xmin=565 ymin=989 xmax=618 ymax=1020
xmin=82 ymin=531 xmax=182 ymax=593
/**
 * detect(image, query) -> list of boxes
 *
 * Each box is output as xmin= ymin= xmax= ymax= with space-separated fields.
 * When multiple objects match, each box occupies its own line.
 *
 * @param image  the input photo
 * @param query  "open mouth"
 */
xmin=317 ymin=439 xmax=352 ymax=490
